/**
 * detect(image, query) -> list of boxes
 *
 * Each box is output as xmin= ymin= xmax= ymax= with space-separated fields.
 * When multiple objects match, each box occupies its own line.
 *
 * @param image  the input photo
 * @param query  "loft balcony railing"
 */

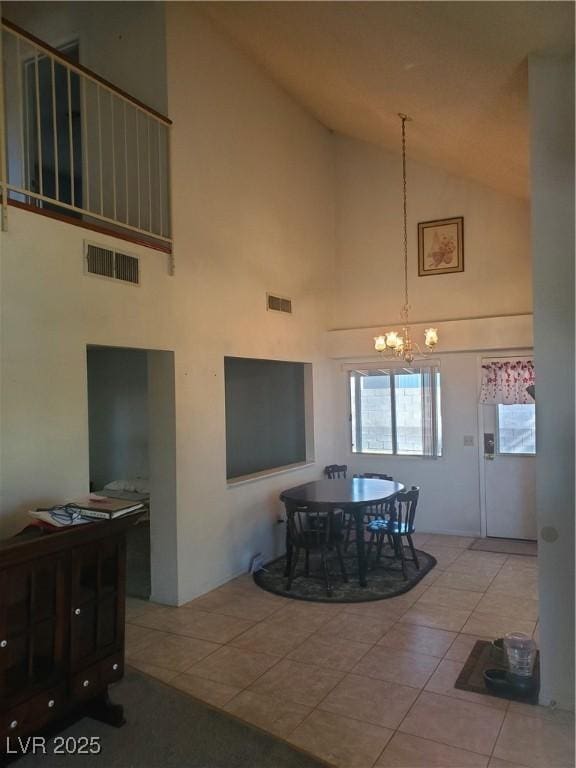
xmin=0 ymin=19 xmax=173 ymax=261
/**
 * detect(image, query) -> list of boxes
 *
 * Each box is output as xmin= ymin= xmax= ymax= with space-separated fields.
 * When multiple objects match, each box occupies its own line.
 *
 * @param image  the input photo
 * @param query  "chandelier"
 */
xmin=374 ymin=114 xmax=438 ymax=364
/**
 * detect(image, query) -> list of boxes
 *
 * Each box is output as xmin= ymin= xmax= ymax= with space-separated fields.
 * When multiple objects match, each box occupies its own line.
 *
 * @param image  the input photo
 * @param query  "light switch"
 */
xmin=463 ymin=435 xmax=475 ymax=446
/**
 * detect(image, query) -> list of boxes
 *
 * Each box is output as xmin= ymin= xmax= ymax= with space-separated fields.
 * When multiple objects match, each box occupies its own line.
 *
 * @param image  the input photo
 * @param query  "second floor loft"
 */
xmin=0 ymin=17 xmax=172 ymax=256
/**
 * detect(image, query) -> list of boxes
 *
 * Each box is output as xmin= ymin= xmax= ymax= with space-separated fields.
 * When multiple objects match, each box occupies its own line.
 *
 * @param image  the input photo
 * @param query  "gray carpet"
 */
xmin=14 ymin=669 xmax=326 ymax=768
xmin=469 ymin=538 xmax=537 ymax=556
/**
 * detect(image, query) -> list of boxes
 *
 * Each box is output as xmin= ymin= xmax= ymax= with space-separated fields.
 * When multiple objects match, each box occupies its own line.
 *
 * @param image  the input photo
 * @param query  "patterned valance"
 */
xmin=480 ymin=360 xmax=535 ymax=405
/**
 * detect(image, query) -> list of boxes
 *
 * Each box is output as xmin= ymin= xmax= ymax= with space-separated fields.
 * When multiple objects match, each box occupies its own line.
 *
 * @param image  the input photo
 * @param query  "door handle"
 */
xmin=484 ymin=432 xmax=495 ymax=460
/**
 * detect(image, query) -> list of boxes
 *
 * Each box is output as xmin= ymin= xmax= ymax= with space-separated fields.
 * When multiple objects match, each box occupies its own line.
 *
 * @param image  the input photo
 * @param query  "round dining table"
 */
xmin=280 ymin=477 xmax=404 ymax=587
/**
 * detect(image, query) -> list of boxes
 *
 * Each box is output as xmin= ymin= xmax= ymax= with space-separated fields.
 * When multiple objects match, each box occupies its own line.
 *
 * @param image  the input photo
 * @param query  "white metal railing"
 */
xmin=0 ymin=19 xmax=172 ymax=256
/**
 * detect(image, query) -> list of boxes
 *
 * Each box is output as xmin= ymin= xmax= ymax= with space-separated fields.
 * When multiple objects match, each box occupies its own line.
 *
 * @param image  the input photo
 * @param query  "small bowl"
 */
xmin=483 ymin=668 xmax=509 ymax=695
xmin=507 ymin=672 xmax=538 ymax=696
xmin=483 ymin=668 xmax=538 ymax=699
xmin=490 ymin=637 xmax=506 ymax=666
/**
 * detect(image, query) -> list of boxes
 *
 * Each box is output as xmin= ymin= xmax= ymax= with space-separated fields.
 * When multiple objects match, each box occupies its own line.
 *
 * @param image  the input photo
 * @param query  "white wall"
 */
xmin=333 ymin=134 xmax=531 ymax=329
xmin=87 ymin=347 xmax=149 ymax=490
xmin=529 ymin=54 xmax=575 ymax=710
xmin=166 ymin=5 xmax=336 ymax=602
xmin=0 ymin=5 xmax=337 ymax=607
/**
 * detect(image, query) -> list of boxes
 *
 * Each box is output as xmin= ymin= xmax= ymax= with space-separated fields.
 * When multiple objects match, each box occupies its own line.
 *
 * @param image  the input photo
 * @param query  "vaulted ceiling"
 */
xmin=200 ymin=1 xmax=574 ymax=199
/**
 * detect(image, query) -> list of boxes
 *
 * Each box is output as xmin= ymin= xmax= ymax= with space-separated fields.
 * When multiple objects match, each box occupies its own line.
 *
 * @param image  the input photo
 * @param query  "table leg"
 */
xmin=355 ymin=508 xmax=367 ymax=587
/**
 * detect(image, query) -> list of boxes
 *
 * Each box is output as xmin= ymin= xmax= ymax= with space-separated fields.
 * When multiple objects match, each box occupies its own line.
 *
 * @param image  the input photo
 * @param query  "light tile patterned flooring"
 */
xmin=125 ymin=534 xmax=574 ymax=768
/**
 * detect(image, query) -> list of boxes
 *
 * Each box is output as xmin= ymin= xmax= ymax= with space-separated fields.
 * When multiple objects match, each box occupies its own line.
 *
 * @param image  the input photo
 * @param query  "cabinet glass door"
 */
xmin=0 ymin=558 xmax=64 ymax=701
xmin=70 ymin=537 xmax=124 ymax=668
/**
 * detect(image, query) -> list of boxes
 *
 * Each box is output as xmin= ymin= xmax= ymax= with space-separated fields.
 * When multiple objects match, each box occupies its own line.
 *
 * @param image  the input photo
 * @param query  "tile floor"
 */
xmin=125 ymin=534 xmax=574 ymax=768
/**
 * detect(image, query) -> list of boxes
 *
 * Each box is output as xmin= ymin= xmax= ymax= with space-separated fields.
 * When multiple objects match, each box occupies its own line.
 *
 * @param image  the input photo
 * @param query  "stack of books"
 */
xmin=30 ymin=495 xmax=145 ymax=527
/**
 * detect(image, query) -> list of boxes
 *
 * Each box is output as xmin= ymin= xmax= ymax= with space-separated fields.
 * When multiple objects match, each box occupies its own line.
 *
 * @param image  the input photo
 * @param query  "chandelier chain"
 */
xmin=373 ymin=112 xmax=438 ymax=361
xmin=401 ymin=114 xmax=409 ymax=317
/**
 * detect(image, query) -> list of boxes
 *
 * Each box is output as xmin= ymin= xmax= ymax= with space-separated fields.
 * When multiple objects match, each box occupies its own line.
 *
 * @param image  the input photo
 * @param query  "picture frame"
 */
xmin=418 ymin=216 xmax=464 ymax=276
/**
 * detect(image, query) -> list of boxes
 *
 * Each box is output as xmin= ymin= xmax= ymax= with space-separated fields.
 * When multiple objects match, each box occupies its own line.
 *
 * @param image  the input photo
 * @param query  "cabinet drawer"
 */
xmin=100 ymin=652 xmax=123 ymax=685
xmin=0 ymin=684 xmax=65 ymax=741
xmin=71 ymin=662 xmax=102 ymax=701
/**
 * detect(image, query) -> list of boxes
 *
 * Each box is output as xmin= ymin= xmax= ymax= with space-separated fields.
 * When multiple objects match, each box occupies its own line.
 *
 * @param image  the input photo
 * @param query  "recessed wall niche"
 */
xmin=224 ymin=357 xmax=314 ymax=481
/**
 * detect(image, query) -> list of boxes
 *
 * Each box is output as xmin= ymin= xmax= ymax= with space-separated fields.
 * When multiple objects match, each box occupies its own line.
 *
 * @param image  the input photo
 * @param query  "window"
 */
xmin=497 ymin=404 xmax=536 ymax=455
xmin=225 ymin=357 xmax=312 ymax=481
xmin=349 ymin=366 xmax=442 ymax=457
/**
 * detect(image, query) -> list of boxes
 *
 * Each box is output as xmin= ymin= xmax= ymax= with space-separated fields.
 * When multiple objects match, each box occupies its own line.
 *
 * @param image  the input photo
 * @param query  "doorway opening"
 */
xmin=86 ymin=345 xmax=177 ymax=604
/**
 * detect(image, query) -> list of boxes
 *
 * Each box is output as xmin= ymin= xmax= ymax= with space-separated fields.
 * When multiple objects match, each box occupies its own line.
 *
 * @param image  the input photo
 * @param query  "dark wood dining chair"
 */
xmin=324 ymin=464 xmax=347 ymax=479
xmin=284 ymin=501 xmax=348 ymax=596
xmin=366 ymin=487 xmax=421 ymax=579
xmin=344 ymin=473 xmax=395 ymax=551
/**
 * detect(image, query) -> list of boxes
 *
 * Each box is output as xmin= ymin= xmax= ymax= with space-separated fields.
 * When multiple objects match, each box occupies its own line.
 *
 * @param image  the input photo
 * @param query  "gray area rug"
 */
xmin=13 ymin=669 xmax=326 ymax=768
xmin=469 ymin=538 xmax=537 ymax=556
xmin=254 ymin=547 xmax=436 ymax=602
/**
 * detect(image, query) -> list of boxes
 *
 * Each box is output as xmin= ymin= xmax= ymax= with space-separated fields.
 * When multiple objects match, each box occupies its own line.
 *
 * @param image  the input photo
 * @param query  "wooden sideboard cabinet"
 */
xmin=0 ymin=513 xmax=142 ymax=751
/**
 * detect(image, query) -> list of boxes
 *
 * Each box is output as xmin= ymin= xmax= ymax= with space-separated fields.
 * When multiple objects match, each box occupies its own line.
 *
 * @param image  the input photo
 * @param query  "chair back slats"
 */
xmin=324 ymin=464 xmax=347 ymax=479
xmin=284 ymin=501 xmax=342 ymax=549
xmin=393 ymin=487 xmax=420 ymax=532
xmin=353 ymin=472 xmax=394 ymax=481
xmin=353 ymin=473 xmax=395 ymax=518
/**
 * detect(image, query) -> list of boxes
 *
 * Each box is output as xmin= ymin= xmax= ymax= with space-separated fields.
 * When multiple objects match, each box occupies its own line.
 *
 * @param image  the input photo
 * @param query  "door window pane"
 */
xmin=497 ymin=404 xmax=536 ymax=454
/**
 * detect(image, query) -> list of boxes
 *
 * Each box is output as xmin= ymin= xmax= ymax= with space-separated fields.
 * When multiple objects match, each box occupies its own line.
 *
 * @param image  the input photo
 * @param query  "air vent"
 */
xmin=85 ymin=242 xmax=140 ymax=285
xmin=267 ymin=293 xmax=292 ymax=314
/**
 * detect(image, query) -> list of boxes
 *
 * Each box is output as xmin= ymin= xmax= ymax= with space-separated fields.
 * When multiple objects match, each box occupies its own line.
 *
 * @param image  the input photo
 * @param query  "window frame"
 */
xmin=348 ymin=364 xmax=443 ymax=459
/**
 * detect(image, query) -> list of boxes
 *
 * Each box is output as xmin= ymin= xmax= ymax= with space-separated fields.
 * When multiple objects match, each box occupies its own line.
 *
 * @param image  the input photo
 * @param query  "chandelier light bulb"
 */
xmin=385 ymin=331 xmax=402 ymax=350
xmin=374 ymin=335 xmax=387 ymax=352
xmin=425 ymin=327 xmax=439 ymax=348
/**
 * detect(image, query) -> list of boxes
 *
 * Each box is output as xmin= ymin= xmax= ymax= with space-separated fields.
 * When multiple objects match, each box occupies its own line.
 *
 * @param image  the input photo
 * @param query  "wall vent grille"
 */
xmin=267 ymin=293 xmax=292 ymax=314
xmin=85 ymin=242 xmax=140 ymax=285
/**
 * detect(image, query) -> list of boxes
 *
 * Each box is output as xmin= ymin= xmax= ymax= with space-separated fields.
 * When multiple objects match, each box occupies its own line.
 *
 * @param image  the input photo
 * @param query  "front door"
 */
xmin=482 ymin=402 xmax=537 ymax=540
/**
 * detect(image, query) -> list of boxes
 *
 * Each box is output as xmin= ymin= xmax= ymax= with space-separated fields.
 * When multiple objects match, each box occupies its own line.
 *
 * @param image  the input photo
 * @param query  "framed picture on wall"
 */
xmin=418 ymin=216 xmax=464 ymax=276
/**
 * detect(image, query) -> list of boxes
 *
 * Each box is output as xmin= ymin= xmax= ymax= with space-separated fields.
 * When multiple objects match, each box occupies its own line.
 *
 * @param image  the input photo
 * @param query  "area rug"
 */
xmin=12 ymin=668 xmax=327 ymax=768
xmin=455 ymin=639 xmax=540 ymax=705
xmin=254 ymin=547 xmax=436 ymax=603
xmin=469 ymin=538 xmax=537 ymax=556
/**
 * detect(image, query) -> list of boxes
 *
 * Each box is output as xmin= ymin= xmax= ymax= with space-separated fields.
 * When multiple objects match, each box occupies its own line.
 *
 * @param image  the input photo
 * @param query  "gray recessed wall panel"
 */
xmin=225 ymin=357 xmax=307 ymax=479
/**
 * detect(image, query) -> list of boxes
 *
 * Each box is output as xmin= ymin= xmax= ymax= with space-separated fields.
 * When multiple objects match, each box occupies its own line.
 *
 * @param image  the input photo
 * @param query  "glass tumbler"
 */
xmin=504 ymin=632 xmax=537 ymax=677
